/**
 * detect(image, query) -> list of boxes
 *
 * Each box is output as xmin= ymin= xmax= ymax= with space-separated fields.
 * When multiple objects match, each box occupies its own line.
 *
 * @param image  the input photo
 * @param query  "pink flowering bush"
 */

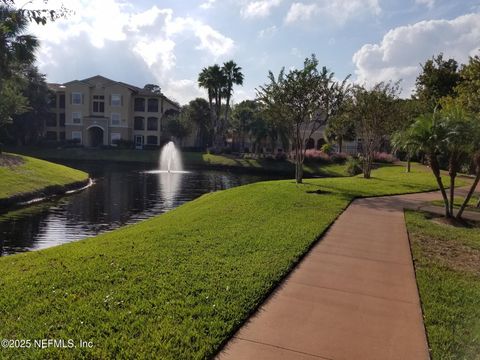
xmin=373 ymin=152 xmax=397 ymax=163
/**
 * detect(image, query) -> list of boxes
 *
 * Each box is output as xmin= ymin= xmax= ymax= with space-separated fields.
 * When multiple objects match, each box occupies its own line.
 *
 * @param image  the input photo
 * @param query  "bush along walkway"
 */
xmin=217 ymin=183 xmax=479 ymax=360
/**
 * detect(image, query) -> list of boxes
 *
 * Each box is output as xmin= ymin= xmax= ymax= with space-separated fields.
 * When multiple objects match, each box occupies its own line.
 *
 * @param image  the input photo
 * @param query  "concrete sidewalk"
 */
xmin=217 ymin=185 xmax=479 ymax=360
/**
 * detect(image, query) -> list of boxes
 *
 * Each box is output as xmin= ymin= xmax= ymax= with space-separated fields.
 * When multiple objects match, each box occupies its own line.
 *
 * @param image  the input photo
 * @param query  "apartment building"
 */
xmin=45 ymin=75 xmax=179 ymax=148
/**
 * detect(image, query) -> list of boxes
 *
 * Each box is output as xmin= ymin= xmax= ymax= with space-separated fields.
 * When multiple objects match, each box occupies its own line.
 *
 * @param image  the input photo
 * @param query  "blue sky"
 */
xmin=29 ymin=0 xmax=480 ymax=104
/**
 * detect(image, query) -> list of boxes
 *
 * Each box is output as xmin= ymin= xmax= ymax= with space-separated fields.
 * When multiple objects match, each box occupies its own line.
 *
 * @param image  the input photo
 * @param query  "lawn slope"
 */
xmin=0 ymin=165 xmax=441 ymax=359
xmin=407 ymin=211 xmax=480 ymax=359
xmin=0 ymin=153 xmax=89 ymax=201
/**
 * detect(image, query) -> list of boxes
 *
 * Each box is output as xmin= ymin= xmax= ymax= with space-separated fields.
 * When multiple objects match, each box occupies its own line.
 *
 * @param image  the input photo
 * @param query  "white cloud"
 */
xmin=285 ymin=0 xmax=381 ymax=25
xmin=28 ymin=1 xmax=234 ymax=104
xmin=415 ymin=0 xmax=435 ymax=9
xmin=257 ymin=25 xmax=277 ymax=38
xmin=352 ymin=13 xmax=480 ymax=96
xmin=200 ymin=0 xmax=216 ymax=9
xmin=241 ymin=0 xmax=282 ymax=19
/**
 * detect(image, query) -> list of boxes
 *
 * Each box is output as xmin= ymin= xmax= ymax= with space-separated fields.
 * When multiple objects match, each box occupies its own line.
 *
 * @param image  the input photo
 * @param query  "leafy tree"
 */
xmin=183 ymin=98 xmax=212 ymax=148
xmin=11 ymin=66 xmax=50 ymax=145
xmin=455 ymin=54 xmax=480 ymax=114
xmin=0 ymin=78 xmax=28 ymax=130
xmin=1 ymin=1 xmax=71 ymax=25
xmin=324 ymin=96 xmax=355 ymax=153
xmin=349 ymin=82 xmax=401 ymax=178
xmin=143 ymin=84 xmax=161 ymax=95
xmin=414 ymin=53 xmax=461 ymax=111
xmin=257 ymin=54 xmax=349 ymax=183
xmin=231 ymin=100 xmax=257 ymax=151
xmin=163 ymin=108 xmax=190 ymax=142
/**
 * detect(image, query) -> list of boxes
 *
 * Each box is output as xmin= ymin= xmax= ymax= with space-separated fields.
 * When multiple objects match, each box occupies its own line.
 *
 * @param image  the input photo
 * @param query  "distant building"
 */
xmin=45 ymin=75 xmax=179 ymax=148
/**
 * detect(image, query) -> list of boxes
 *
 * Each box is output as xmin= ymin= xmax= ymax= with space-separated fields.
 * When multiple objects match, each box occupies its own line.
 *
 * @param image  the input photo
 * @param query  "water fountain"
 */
xmin=159 ymin=141 xmax=183 ymax=173
xmin=145 ymin=141 xmax=188 ymax=208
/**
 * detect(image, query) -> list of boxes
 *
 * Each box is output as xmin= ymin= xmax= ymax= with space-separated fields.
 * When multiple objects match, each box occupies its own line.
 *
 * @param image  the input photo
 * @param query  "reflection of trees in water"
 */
xmin=0 ymin=163 xmax=277 ymax=256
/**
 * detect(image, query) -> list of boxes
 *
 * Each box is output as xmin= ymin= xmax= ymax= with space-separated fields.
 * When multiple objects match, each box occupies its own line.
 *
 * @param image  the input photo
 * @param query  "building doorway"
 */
xmin=87 ymin=126 xmax=104 ymax=147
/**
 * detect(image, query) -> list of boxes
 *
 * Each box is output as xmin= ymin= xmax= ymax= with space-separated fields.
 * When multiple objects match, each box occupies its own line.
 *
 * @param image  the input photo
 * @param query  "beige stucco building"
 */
xmin=45 ymin=75 xmax=179 ymax=148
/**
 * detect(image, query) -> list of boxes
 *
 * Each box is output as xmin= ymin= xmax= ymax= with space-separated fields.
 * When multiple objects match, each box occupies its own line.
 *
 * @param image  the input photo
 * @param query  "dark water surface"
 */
xmin=0 ymin=161 xmax=279 ymax=256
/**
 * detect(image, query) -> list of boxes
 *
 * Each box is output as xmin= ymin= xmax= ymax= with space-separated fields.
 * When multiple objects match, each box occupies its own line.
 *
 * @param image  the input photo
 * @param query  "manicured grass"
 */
xmin=9 ymin=146 xmax=349 ymax=177
xmin=0 ymin=164 xmax=444 ymax=359
xmin=406 ymin=211 xmax=480 ymax=359
xmin=0 ymin=153 xmax=88 ymax=200
xmin=430 ymin=196 xmax=480 ymax=212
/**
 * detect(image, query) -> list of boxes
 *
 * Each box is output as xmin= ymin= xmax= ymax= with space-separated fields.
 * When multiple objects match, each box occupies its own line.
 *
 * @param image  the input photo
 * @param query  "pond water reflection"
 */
xmin=0 ymin=161 xmax=280 ymax=256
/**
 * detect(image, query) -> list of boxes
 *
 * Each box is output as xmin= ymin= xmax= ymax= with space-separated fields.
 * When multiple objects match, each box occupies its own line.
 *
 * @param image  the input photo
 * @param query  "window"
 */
xmin=111 ymin=113 xmax=121 ymax=126
xmin=111 ymin=133 xmax=121 ymax=146
xmin=59 ymin=131 xmax=65 ymax=141
xmin=134 ymin=116 xmax=144 ymax=130
xmin=72 ymin=112 xmax=82 ymax=124
xmin=71 ymin=131 xmax=82 ymax=143
xmin=147 ymin=98 xmax=159 ymax=112
xmin=72 ymin=92 xmax=82 ymax=105
xmin=59 ymin=94 xmax=65 ymax=109
xmin=46 ymin=131 xmax=57 ymax=141
xmin=111 ymin=94 xmax=121 ymax=107
xmin=46 ymin=113 xmax=56 ymax=127
xmin=147 ymin=135 xmax=158 ymax=145
xmin=147 ymin=117 xmax=158 ymax=131
xmin=134 ymin=98 xmax=145 ymax=112
xmin=93 ymin=95 xmax=105 ymax=113
xmin=59 ymin=113 xmax=65 ymax=127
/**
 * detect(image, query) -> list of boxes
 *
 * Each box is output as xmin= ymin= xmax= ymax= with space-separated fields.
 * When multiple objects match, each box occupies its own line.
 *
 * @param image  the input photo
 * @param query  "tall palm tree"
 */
xmin=0 ymin=5 xmax=39 ymax=85
xmin=198 ymin=65 xmax=226 ymax=148
xmin=222 ymin=61 xmax=244 ymax=137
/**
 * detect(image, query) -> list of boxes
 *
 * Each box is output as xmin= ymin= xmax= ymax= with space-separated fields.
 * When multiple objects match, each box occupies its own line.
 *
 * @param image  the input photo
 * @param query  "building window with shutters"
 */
xmin=72 ymin=92 xmax=82 ymax=105
xmin=72 ymin=112 xmax=82 ymax=124
xmin=59 ymin=113 xmax=65 ymax=127
xmin=111 ymin=113 xmax=121 ymax=126
xmin=93 ymin=95 xmax=105 ymax=113
xmin=111 ymin=94 xmax=121 ymax=107
xmin=59 ymin=94 xmax=65 ymax=108
xmin=147 ymin=135 xmax=158 ymax=145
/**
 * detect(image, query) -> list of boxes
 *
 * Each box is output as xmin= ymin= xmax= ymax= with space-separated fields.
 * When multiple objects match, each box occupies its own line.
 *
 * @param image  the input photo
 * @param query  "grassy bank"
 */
xmin=406 ymin=211 xmax=480 ymax=359
xmin=9 ymin=147 xmax=349 ymax=177
xmin=0 ymin=153 xmax=88 ymax=201
xmin=0 ymin=165 xmax=443 ymax=359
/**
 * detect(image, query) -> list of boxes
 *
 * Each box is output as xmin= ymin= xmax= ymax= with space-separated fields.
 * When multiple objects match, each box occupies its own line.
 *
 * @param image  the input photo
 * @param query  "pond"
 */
xmin=0 ymin=161 xmax=281 ymax=256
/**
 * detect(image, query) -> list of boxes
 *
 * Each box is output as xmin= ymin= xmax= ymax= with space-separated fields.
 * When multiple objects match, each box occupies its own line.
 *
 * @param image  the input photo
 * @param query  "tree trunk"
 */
xmin=363 ymin=153 xmax=372 ymax=179
xmin=338 ymin=138 xmax=343 ymax=153
xmin=449 ymin=174 xmax=455 ymax=216
xmin=406 ymin=158 xmax=411 ymax=173
xmin=457 ymin=171 xmax=480 ymax=219
xmin=430 ymin=155 xmax=451 ymax=218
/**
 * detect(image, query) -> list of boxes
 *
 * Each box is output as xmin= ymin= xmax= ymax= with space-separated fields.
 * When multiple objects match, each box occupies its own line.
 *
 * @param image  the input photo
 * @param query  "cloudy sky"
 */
xmin=28 ymin=0 xmax=480 ymax=105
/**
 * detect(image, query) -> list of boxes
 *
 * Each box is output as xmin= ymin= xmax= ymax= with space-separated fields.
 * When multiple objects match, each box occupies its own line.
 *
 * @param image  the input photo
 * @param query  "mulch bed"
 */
xmin=0 ymin=153 xmax=25 ymax=168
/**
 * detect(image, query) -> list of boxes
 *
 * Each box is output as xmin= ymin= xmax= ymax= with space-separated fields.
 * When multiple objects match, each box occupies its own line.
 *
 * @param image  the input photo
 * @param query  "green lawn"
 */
xmin=406 ymin=211 xmax=480 ymax=359
xmin=8 ymin=146 xmax=349 ymax=177
xmin=0 ymin=153 xmax=89 ymax=200
xmin=0 ymin=164 xmax=445 ymax=359
xmin=430 ymin=196 xmax=480 ymax=212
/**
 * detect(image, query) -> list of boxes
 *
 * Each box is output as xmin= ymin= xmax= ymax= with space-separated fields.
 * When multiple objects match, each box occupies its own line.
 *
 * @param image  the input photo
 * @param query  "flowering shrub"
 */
xmin=374 ymin=152 xmax=397 ymax=163
xmin=303 ymin=149 xmax=348 ymax=164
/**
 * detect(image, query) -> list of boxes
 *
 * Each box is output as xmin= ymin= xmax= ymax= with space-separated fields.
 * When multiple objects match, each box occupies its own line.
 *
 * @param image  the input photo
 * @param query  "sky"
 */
xmin=27 ymin=0 xmax=480 ymax=105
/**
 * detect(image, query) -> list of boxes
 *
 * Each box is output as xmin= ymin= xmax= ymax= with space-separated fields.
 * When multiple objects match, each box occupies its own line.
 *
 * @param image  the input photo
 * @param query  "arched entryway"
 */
xmin=87 ymin=126 xmax=104 ymax=147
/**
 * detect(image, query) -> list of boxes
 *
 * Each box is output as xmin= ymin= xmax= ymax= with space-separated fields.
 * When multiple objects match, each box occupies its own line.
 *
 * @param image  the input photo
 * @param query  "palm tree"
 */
xmin=0 ymin=5 xmax=39 ymax=86
xmin=198 ymin=65 xmax=227 ymax=148
xmin=403 ymin=112 xmax=451 ymax=217
xmin=222 ymin=61 xmax=244 ymax=139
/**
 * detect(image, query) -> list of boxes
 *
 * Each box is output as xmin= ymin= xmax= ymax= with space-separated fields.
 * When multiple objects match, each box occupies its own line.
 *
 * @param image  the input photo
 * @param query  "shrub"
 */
xmin=374 ymin=152 xmax=396 ymax=163
xmin=330 ymin=152 xmax=348 ymax=164
xmin=304 ymin=149 xmax=331 ymax=163
xmin=346 ymin=157 xmax=362 ymax=176
xmin=321 ymin=143 xmax=334 ymax=154
xmin=275 ymin=151 xmax=287 ymax=161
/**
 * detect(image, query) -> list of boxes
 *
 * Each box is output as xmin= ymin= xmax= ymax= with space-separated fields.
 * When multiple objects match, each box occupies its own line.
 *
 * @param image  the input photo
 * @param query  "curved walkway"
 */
xmin=217 ymin=184 xmax=479 ymax=360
